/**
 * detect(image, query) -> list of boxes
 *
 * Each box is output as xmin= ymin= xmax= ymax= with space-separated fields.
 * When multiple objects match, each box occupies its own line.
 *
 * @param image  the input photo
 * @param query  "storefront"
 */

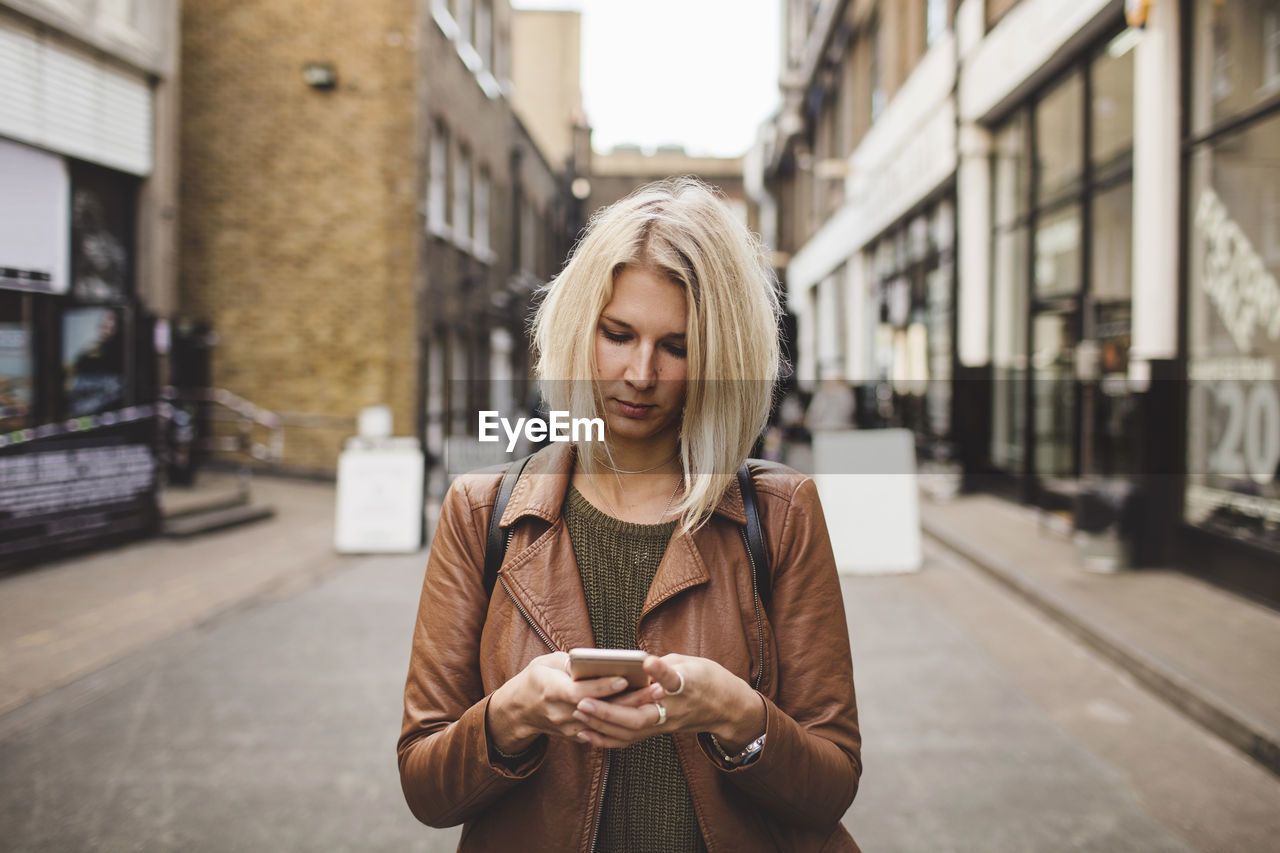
xmin=0 ymin=7 xmax=168 ymax=568
xmin=986 ymin=24 xmax=1137 ymax=509
xmin=1182 ymin=0 xmax=1280 ymax=589
xmin=860 ymin=195 xmax=957 ymax=462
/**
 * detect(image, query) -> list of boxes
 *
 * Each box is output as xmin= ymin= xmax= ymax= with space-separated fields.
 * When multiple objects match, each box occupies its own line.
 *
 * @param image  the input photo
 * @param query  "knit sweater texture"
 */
xmin=564 ymin=486 xmax=704 ymax=852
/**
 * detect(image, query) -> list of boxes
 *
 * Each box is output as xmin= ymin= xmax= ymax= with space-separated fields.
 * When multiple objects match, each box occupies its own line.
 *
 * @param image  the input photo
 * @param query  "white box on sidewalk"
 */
xmin=812 ymin=428 xmax=922 ymax=575
xmin=334 ymin=436 xmax=424 ymax=554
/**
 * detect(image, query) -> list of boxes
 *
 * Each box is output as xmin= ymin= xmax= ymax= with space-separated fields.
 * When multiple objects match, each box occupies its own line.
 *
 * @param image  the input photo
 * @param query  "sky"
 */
xmin=510 ymin=0 xmax=783 ymax=158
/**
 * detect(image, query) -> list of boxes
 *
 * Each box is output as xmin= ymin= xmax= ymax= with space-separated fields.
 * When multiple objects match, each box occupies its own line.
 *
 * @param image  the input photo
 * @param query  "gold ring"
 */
xmin=653 ymin=702 xmax=667 ymax=726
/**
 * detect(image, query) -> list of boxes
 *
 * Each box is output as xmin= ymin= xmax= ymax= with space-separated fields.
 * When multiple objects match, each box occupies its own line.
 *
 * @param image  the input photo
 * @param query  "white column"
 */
xmin=956 ymin=123 xmax=992 ymax=367
xmin=1130 ymin=0 xmax=1182 ymax=378
xmin=845 ymin=254 xmax=871 ymax=383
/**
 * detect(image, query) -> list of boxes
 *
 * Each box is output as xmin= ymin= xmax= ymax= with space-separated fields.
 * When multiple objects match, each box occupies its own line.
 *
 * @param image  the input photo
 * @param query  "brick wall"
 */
xmin=179 ymin=0 xmax=419 ymax=471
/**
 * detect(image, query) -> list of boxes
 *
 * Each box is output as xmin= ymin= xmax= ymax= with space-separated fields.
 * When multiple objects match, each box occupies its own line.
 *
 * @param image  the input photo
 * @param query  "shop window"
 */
xmin=1192 ymin=0 xmax=1280 ymax=135
xmin=1092 ymin=35 xmax=1136 ymax=177
xmin=1034 ymin=73 xmax=1084 ymax=203
xmin=0 ymin=291 xmax=33 ymax=432
xmin=1034 ymin=203 xmax=1082 ymax=298
xmin=1090 ymin=181 xmax=1133 ymax=305
xmin=62 ymin=306 xmax=125 ymax=417
xmin=988 ymin=36 xmax=1136 ymax=487
xmin=1185 ymin=109 xmax=1280 ymax=549
xmin=68 ymin=162 xmax=135 ymax=304
xmin=990 ymin=225 xmax=1028 ymax=470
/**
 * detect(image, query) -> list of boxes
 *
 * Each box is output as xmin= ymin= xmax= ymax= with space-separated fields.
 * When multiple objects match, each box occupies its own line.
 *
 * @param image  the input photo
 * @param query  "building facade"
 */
xmin=586 ymin=145 xmax=750 ymax=224
xmin=179 ymin=0 xmax=577 ymax=485
xmin=763 ymin=0 xmax=1280 ymax=602
xmin=0 ymin=0 xmax=180 ymax=566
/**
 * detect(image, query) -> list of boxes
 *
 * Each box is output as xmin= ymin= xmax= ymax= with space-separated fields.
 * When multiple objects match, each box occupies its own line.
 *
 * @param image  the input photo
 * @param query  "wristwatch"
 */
xmin=709 ymin=732 xmax=767 ymax=767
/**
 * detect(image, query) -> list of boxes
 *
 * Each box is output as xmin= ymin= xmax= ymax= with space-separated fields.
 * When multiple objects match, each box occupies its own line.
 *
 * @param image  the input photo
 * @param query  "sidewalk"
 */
xmin=919 ymin=492 xmax=1280 ymax=778
xmin=0 ymin=475 xmax=345 ymax=718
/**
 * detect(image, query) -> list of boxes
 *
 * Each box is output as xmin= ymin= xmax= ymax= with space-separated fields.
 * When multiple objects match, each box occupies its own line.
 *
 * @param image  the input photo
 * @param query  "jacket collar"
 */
xmin=498 ymin=442 xmax=749 ymax=528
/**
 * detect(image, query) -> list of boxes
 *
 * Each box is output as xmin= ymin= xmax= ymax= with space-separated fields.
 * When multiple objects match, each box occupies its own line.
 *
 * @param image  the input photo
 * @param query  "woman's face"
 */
xmin=593 ymin=266 xmax=689 ymax=447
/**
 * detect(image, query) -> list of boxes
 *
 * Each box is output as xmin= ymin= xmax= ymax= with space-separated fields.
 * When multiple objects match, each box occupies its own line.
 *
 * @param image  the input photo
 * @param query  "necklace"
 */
xmin=592 ymin=474 xmax=682 ymax=525
xmin=595 ymin=448 xmax=680 ymax=475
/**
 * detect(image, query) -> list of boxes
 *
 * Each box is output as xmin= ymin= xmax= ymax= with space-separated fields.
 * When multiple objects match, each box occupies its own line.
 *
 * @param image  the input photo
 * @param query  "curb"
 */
xmin=921 ymin=517 xmax=1280 ymax=780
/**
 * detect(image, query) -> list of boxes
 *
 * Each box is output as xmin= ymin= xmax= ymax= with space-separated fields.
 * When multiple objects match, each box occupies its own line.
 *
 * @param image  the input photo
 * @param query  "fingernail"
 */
xmin=576 ymin=730 xmax=589 ymax=741
xmin=612 ymin=678 xmax=627 ymax=691
xmin=579 ymin=699 xmax=596 ymax=713
xmin=572 ymin=710 xmax=586 ymax=723
xmin=651 ymin=684 xmax=663 ymax=698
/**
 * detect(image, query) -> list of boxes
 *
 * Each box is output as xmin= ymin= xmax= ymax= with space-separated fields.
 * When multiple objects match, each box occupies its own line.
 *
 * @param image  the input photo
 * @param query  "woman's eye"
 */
xmin=663 ymin=343 xmax=688 ymax=358
xmin=602 ymin=329 xmax=630 ymax=344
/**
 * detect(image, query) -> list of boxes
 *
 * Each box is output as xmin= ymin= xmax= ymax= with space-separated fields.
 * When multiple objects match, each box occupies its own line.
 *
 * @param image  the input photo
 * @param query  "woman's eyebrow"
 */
xmin=600 ymin=315 xmax=685 ymax=339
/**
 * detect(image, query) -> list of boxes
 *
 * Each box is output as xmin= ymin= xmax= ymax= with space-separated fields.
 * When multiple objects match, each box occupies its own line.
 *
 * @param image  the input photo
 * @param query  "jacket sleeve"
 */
xmin=397 ymin=475 xmax=546 ymax=828
xmin=699 ymin=475 xmax=862 ymax=826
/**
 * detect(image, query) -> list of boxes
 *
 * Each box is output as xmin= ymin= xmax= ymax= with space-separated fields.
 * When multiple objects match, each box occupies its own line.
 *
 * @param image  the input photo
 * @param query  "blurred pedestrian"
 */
xmin=399 ymin=178 xmax=862 ymax=850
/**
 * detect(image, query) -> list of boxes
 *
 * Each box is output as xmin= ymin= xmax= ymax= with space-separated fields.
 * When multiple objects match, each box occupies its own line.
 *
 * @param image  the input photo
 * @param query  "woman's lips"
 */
xmin=615 ymin=400 xmax=654 ymax=418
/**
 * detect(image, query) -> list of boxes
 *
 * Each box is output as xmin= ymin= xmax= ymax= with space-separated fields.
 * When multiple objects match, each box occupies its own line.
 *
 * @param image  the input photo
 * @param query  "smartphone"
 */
xmin=567 ymin=648 xmax=650 ymax=690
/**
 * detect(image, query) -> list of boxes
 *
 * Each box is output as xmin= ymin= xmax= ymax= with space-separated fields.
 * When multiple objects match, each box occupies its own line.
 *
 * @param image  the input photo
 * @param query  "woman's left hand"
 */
xmin=571 ymin=654 xmax=766 ymax=750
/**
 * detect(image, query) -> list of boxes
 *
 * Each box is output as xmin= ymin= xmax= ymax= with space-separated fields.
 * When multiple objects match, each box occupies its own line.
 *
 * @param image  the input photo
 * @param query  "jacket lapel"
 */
xmin=493 ymin=445 xmax=753 ymax=649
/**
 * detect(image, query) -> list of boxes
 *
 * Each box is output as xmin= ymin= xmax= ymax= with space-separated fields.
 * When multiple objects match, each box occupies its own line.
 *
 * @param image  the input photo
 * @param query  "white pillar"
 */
xmin=1130 ymin=0 xmax=1182 ymax=378
xmin=845 ymin=253 xmax=871 ymax=383
xmin=956 ymin=123 xmax=992 ymax=367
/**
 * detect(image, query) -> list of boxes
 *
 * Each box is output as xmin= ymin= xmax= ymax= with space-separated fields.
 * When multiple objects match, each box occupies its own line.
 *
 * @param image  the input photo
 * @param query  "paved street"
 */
xmin=1 ymin=478 xmax=1278 ymax=851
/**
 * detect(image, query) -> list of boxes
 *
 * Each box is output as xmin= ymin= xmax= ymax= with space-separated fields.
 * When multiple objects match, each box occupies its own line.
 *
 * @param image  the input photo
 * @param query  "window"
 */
xmin=926 ymin=0 xmax=947 ymax=46
xmin=520 ymin=201 xmax=535 ymax=275
xmin=1192 ymin=0 xmax=1280 ymax=134
xmin=453 ymin=0 xmax=472 ymax=46
xmin=1034 ymin=73 xmax=1084 ymax=203
xmin=428 ymin=121 xmax=449 ymax=234
xmin=870 ymin=18 xmax=886 ymax=121
xmin=1092 ymin=34 xmax=1136 ymax=177
xmin=62 ymin=306 xmax=125 ymax=417
xmin=473 ymin=166 xmax=490 ymax=257
xmin=453 ymin=145 xmax=471 ymax=246
xmin=986 ymin=38 xmax=1138 ymax=483
xmin=0 ymin=290 xmax=33 ymax=432
xmin=475 ymin=0 xmax=493 ymax=70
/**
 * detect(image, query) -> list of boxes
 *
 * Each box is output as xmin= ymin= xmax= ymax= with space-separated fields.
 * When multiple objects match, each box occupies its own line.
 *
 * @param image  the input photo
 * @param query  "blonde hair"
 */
xmin=532 ymin=177 xmax=782 ymax=536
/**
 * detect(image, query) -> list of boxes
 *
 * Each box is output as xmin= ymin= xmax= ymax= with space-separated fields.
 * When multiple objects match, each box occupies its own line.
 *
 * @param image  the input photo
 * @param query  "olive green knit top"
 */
xmin=564 ymin=486 xmax=704 ymax=853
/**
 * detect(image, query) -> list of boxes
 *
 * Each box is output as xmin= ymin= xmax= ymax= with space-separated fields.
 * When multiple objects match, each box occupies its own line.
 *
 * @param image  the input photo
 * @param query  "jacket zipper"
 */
xmin=588 ymin=751 xmax=610 ymax=853
xmin=496 ymin=529 xmax=609 ymax=853
xmin=497 ymin=559 xmax=556 ymax=654
xmin=739 ymin=527 xmax=765 ymax=691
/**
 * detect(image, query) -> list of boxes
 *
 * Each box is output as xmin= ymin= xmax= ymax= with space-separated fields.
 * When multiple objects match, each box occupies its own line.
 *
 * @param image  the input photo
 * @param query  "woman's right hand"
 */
xmin=486 ymin=652 xmax=649 ymax=755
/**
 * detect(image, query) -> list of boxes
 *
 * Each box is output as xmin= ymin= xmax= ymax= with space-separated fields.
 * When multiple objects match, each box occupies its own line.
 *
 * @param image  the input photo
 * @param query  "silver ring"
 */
xmin=668 ymin=670 xmax=685 ymax=696
xmin=653 ymin=702 xmax=667 ymax=726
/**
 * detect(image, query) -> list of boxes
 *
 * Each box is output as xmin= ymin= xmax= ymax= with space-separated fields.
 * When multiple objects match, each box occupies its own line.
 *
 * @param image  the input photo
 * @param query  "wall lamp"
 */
xmin=302 ymin=63 xmax=337 ymax=90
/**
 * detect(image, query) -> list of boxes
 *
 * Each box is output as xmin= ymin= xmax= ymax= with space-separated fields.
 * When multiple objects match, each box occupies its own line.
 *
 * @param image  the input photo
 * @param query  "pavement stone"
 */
xmin=919 ymin=493 xmax=1280 ymax=779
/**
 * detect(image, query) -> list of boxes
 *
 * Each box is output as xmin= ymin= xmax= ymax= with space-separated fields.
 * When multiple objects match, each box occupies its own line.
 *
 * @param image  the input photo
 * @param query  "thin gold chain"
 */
xmin=592 ymin=474 xmax=682 ymax=525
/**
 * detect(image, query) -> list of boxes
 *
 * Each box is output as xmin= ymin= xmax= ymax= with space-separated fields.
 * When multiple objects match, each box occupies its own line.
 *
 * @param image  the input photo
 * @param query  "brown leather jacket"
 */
xmin=399 ymin=444 xmax=862 ymax=851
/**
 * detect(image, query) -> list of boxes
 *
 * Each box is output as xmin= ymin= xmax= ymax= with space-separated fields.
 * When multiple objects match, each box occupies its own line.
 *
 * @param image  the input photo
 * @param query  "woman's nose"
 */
xmin=623 ymin=344 xmax=657 ymax=389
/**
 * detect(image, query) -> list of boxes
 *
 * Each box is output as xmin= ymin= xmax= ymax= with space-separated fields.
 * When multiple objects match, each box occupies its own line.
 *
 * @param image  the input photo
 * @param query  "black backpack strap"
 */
xmin=483 ymin=453 xmax=534 ymax=597
xmin=737 ymin=462 xmax=771 ymax=610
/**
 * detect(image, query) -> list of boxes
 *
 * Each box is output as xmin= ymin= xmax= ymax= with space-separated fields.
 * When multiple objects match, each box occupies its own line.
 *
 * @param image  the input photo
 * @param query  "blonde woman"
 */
xmin=399 ymin=178 xmax=862 ymax=851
